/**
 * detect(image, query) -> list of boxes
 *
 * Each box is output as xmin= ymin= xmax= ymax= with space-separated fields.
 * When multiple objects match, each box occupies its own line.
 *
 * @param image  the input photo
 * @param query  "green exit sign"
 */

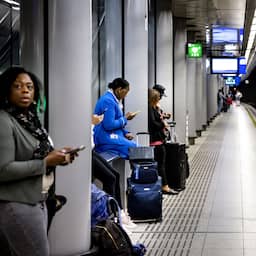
xmin=187 ymin=43 xmax=202 ymax=58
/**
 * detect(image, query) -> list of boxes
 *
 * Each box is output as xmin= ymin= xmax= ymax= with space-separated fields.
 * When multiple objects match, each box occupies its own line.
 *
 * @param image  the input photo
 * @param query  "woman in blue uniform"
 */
xmin=93 ymin=78 xmax=137 ymax=159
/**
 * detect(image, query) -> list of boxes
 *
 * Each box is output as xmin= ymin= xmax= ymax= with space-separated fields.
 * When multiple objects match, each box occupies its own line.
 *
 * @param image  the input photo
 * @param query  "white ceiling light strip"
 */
xmin=245 ymin=9 xmax=256 ymax=65
xmin=3 ymin=0 xmax=20 ymax=6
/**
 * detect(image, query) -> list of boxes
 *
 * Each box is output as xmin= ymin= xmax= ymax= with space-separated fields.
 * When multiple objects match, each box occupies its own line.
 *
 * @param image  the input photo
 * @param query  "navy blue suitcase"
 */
xmin=127 ymin=177 xmax=162 ymax=222
xmin=130 ymin=161 xmax=158 ymax=184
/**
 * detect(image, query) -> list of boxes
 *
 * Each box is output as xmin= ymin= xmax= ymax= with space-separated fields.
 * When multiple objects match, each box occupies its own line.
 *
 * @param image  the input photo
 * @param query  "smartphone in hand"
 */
xmin=65 ymin=145 xmax=86 ymax=154
xmin=132 ymin=110 xmax=141 ymax=116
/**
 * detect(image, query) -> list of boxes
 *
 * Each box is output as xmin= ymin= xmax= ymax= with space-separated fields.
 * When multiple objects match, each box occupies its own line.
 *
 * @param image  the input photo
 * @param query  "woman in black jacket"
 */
xmin=148 ymin=89 xmax=178 ymax=195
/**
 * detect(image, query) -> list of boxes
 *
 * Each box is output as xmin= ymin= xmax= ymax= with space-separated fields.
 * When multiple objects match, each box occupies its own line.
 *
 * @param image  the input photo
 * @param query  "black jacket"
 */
xmin=148 ymin=106 xmax=166 ymax=143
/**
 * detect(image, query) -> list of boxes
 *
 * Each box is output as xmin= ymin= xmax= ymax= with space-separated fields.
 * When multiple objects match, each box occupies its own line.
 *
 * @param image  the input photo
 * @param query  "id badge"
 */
xmin=110 ymin=133 xmax=118 ymax=139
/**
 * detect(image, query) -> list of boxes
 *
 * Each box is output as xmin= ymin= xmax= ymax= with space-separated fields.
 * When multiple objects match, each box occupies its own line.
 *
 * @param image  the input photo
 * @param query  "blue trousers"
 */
xmin=0 ymin=201 xmax=49 ymax=256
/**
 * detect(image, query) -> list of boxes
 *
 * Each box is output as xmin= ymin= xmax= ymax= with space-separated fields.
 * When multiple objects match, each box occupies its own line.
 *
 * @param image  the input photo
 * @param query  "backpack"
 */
xmin=92 ymin=219 xmax=146 ymax=256
xmin=92 ymin=219 xmax=134 ymax=256
xmin=91 ymin=183 xmax=110 ymax=227
xmin=91 ymin=184 xmax=146 ymax=256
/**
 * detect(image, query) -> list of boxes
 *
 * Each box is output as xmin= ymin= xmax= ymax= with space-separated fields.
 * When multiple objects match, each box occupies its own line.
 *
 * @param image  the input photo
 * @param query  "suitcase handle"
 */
xmin=136 ymin=132 xmax=150 ymax=136
xmin=167 ymin=121 xmax=176 ymax=127
xmin=135 ymin=132 xmax=150 ymax=146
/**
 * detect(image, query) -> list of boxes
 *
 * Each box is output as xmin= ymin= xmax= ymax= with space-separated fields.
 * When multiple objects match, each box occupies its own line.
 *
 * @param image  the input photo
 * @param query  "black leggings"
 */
xmin=92 ymin=151 xmax=123 ymax=209
xmin=154 ymin=144 xmax=168 ymax=186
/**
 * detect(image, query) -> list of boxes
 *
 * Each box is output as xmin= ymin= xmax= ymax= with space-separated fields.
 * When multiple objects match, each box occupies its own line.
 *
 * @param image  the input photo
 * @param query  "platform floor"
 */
xmin=130 ymin=104 xmax=256 ymax=256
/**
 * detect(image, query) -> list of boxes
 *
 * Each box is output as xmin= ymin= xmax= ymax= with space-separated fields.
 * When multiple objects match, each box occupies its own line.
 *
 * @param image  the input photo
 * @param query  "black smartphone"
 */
xmin=65 ymin=145 xmax=86 ymax=154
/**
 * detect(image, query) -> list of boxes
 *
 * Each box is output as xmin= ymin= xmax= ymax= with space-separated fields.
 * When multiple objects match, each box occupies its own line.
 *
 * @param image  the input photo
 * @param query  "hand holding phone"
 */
xmin=65 ymin=145 xmax=86 ymax=155
xmin=126 ymin=110 xmax=140 ymax=120
xmin=132 ymin=110 xmax=141 ymax=116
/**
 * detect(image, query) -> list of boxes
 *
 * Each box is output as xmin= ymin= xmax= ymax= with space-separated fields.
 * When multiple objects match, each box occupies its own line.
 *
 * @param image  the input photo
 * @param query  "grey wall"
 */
xmin=47 ymin=1 xmax=92 ymax=255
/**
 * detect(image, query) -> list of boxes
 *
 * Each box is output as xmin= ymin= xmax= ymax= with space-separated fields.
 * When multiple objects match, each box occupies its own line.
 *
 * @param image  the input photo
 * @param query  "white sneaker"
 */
xmin=121 ymin=210 xmax=137 ymax=229
xmin=122 ymin=224 xmax=132 ymax=235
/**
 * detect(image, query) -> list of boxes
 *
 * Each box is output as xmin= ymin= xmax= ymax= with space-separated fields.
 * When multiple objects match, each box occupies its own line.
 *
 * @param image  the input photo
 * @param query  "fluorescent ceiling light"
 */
xmin=245 ymin=9 xmax=256 ymax=65
xmin=252 ymin=17 xmax=256 ymax=25
xmin=251 ymin=24 xmax=256 ymax=31
xmin=12 ymin=6 xmax=20 ymax=11
xmin=224 ymin=44 xmax=237 ymax=51
xmin=3 ymin=0 xmax=20 ymax=6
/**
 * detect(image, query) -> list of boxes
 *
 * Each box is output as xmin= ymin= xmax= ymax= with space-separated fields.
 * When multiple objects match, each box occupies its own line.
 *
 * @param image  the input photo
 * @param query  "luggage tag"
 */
xmin=110 ymin=133 xmax=118 ymax=139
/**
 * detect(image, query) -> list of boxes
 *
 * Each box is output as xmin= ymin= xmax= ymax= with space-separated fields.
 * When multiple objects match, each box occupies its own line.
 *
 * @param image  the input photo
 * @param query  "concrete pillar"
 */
xmin=207 ymin=74 xmax=219 ymax=121
xmin=105 ymin=0 xmax=122 ymax=83
xmin=173 ymin=18 xmax=187 ymax=144
xmin=20 ymin=0 xmax=44 ymax=84
xmin=201 ymin=56 xmax=208 ymax=130
xmin=20 ymin=0 xmax=45 ymax=122
xmin=124 ymin=0 xmax=148 ymax=134
xmin=155 ymin=1 xmax=173 ymax=115
xmin=187 ymin=59 xmax=197 ymax=143
xmin=195 ymin=59 xmax=203 ymax=136
xmin=47 ymin=1 xmax=92 ymax=255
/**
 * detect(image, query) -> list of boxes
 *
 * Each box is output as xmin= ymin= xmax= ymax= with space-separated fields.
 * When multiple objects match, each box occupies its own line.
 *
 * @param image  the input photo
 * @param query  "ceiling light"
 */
xmin=12 ymin=6 xmax=20 ymax=11
xmin=251 ymin=24 xmax=256 ymax=31
xmin=245 ymin=9 xmax=256 ymax=65
xmin=3 ymin=0 xmax=20 ymax=6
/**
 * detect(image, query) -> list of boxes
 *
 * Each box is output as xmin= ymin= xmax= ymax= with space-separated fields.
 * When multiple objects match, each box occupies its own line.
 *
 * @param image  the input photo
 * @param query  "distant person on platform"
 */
xmin=217 ymin=88 xmax=226 ymax=113
xmin=235 ymin=89 xmax=243 ymax=106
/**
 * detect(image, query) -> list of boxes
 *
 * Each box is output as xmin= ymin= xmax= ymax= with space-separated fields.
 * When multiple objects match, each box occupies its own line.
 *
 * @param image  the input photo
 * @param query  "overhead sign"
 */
xmin=238 ymin=57 xmax=246 ymax=74
xmin=187 ymin=43 xmax=203 ymax=58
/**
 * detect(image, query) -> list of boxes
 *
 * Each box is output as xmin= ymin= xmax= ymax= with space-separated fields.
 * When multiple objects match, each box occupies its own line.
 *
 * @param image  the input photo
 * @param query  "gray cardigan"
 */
xmin=0 ymin=110 xmax=47 ymax=204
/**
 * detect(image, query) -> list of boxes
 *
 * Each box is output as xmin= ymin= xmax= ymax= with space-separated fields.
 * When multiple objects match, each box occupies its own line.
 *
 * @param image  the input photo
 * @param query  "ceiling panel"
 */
xmin=172 ymin=0 xmax=247 ymax=45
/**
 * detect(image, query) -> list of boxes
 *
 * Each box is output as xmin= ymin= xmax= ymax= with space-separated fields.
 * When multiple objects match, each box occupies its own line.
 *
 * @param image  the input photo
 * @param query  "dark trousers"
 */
xmin=154 ymin=144 xmax=168 ymax=186
xmin=92 ymin=151 xmax=123 ymax=209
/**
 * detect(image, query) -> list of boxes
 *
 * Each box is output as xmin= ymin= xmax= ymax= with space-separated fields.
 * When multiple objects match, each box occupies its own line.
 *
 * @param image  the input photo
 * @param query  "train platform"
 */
xmin=130 ymin=103 xmax=256 ymax=256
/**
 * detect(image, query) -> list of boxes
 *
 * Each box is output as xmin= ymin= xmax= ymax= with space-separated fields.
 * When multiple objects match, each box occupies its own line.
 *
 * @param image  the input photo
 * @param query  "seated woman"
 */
xmin=148 ymin=89 xmax=178 ymax=195
xmin=91 ymin=113 xmax=136 ymax=230
xmin=93 ymin=77 xmax=137 ymax=159
xmin=92 ymin=150 xmax=136 ymax=230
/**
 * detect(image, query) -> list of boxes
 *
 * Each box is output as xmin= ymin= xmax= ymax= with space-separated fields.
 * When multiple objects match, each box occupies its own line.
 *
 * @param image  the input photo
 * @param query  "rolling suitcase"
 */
xmin=127 ymin=132 xmax=162 ymax=222
xmin=127 ymin=177 xmax=162 ymax=222
xmin=165 ymin=142 xmax=187 ymax=190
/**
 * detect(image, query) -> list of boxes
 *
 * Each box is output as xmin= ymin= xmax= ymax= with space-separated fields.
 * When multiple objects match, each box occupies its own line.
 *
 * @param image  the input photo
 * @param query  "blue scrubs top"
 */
xmin=93 ymin=90 xmax=136 ymax=159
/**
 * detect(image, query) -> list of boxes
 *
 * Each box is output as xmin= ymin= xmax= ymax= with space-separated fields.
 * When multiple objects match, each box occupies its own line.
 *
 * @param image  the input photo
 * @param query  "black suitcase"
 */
xmin=165 ymin=142 xmax=187 ymax=190
xmin=127 ymin=177 xmax=162 ymax=222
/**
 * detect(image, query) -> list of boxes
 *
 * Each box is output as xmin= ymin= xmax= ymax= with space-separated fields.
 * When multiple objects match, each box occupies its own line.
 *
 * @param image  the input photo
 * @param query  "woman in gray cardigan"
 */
xmin=0 ymin=67 xmax=78 ymax=256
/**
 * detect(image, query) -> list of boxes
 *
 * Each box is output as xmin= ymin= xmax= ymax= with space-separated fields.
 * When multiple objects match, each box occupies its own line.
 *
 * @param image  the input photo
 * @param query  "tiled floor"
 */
xmin=129 ymin=104 xmax=256 ymax=256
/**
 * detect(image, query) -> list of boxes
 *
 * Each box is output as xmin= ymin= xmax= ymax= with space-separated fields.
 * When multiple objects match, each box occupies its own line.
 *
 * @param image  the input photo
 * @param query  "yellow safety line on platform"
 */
xmin=245 ymin=106 xmax=256 ymax=128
